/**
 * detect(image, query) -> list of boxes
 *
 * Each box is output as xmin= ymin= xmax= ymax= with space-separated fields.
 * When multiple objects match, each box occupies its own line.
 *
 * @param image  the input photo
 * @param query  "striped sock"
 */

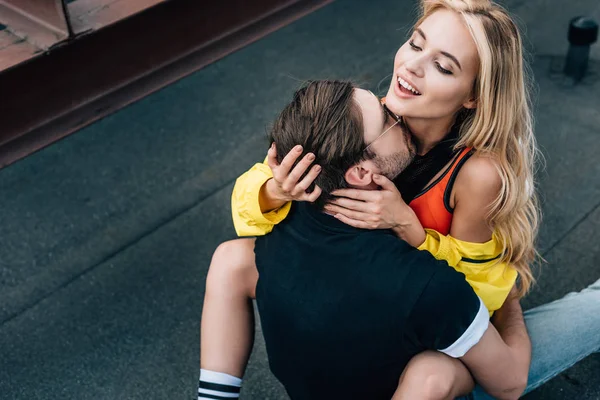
xmin=198 ymin=369 xmax=242 ymax=400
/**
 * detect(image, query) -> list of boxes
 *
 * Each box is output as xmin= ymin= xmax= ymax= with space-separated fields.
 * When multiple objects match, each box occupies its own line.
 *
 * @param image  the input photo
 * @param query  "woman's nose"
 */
xmin=403 ymin=55 xmax=425 ymax=78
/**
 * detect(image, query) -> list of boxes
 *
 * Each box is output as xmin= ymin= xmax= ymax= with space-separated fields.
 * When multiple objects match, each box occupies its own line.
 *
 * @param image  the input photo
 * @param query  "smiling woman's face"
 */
xmin=385 ymin=9 xmax=480 ymax=122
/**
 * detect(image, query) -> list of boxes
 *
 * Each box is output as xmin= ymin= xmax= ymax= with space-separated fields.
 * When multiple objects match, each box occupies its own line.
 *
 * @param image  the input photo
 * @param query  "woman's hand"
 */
xmin=325 ymin=174 xmax=410 ymax=230
xmin=261 ymin=144 xmax=322 ymax=208
xmin=324 ymin=174 xmax=426 ymax=247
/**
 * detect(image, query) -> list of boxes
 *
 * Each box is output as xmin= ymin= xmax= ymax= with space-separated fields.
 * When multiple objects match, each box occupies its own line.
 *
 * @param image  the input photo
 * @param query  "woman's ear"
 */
xmin=463 ymin=95 xmax=477 ymax=109
xmin=345 ymin=164 xmax=373 ymax=186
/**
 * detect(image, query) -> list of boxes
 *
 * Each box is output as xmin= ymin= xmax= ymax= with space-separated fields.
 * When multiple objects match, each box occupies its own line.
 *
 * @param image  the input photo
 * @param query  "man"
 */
xmin=253 ymin=80 xmax=530 ymax=400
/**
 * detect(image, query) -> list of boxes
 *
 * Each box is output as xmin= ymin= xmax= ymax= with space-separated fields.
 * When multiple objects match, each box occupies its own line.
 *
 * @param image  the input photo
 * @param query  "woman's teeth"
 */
xmin=398 ymin=77 xmax=421 ymax=95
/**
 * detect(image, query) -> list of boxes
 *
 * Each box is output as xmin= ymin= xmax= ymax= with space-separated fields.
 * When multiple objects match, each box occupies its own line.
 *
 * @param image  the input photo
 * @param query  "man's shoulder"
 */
xmin=362 ymin=231 xmax=449 ymax=270
xmin=421 ymin=266 xmax=477 ymax=302
xmin=408 ymin=263 xmax=485 ymax=355
xmin=359 ymin=229 xmax=410 ymax=248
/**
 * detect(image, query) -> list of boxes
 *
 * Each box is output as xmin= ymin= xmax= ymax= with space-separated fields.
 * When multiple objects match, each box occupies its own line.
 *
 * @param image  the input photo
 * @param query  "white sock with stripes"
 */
xmin=198 ymin=369 xmax=242 ymax=400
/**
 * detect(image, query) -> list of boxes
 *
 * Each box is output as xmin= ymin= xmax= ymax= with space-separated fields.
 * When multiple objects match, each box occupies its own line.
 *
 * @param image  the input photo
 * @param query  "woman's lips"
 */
xmin=398 ymin=76 xmax=421 ymax=94
xmin=393 ymin=76 xmax=421 ymax=99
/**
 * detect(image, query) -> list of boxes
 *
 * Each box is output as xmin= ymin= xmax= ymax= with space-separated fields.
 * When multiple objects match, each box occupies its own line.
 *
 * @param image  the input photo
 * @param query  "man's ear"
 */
xmin=345 ymin=164 xmax=373 ymax=186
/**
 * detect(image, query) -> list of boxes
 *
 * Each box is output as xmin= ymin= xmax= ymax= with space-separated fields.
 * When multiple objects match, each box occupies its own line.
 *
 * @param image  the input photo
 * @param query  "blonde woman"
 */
xmin=199 ymin=1 xmax=600 ymax=399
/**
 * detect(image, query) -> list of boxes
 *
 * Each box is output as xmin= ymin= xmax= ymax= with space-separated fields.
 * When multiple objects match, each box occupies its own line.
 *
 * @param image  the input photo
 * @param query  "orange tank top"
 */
xmin=408 ymin=148 xmax=473 ymax=235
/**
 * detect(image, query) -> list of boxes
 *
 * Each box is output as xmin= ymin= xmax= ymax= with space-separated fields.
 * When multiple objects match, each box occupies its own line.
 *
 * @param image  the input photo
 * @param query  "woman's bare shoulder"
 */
xmin=449 ymin=153 xmax=502 ymax=241
xmin=455 ymin=152 xmax=502 ymax=201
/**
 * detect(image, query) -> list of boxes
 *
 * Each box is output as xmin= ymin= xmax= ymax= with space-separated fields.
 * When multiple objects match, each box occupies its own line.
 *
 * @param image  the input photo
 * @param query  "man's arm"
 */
xmin=460 ymin=288 xmax=531 ymax=400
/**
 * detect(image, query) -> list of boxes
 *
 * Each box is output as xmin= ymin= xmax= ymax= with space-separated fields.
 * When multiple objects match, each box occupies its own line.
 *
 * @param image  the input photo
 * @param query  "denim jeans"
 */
xmin=458 ymin=277 xmax=600 ymax=399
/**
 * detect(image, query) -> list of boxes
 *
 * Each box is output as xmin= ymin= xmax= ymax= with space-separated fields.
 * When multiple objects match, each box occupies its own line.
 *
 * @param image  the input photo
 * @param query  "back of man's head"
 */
xmin=268 ymin=80 xmax=374 ymax=209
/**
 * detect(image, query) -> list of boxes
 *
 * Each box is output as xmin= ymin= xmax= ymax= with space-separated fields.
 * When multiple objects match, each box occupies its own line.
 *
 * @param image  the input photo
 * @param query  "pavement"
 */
xmin=1 ymin=0 xmax=599 ymax=399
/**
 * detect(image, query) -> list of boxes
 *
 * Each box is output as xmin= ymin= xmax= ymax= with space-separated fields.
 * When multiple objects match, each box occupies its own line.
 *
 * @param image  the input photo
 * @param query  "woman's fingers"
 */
xmin=266 ymin=143 xmax=320 ymax=202
xmin=274 ymin=145 xmax=303 ymax=181
xmin=333 ymin=213 xmax=372 ymax=230
xmin=372 ymin=173 xmax=397 ymax=192
xmin=331 ymin=188 xmax=379 ymax=202
xmin=325 ymin=204 xmax=374 ymax=222
xmin=329 ymin=197 xmax=374 ymax=213
xmin=291 ymin=164 xmax=321 ymax=197
xmin=305 ymin=185 xmax=322 ymax=203
xmin=284 ymin=152 xmax=316 ymax=191
xmin=266 ymin=143 xmax=279 ymax=170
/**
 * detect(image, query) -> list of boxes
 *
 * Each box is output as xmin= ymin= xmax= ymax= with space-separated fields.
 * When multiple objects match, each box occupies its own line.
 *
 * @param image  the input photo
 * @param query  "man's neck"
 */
xmin=298 ymin=202 xmax=362 ymax=233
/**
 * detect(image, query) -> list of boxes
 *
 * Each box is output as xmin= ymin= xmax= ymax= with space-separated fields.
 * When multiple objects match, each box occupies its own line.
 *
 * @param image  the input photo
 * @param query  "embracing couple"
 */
xmin=199 ymin=1 xmax=600 ymax=399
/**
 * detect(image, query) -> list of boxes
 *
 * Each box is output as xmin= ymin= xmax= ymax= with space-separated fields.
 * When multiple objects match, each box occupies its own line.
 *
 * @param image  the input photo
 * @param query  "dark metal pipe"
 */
xmin=564 ymin=16 xmax=598 ymax=82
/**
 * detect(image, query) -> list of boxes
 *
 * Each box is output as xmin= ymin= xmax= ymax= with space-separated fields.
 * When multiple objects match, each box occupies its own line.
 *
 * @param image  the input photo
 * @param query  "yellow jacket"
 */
xmin=232 ymin=159 xmax=517 ymax=315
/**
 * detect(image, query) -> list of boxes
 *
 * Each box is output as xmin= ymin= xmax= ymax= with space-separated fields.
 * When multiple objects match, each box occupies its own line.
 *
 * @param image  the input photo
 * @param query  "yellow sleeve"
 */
xmin=417 ymin=229 xmax=517 ymax=316
xmin=231 ymin=157 xmax=292 ymax=237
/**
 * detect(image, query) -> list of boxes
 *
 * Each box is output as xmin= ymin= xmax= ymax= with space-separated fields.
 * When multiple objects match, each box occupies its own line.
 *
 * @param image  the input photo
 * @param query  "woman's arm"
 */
xmin=259 ymin=144 xmax=322 ymax=212
xmin=417 ymin=230 xmax=517 ymax=314
xmin=416 ymin=155 xmax=515 ymax=313
xmin=325 ymin=174 xmax=427 ymax=246
xmin=231 ymin=144 xmax=322 ymax=237
xmin=448 ymin=154 xmax=502 ymax=243
xmin=325 ymin=157 xmax=516 ymax=313
xmin=325 ymin=154 xmax=502 ymax=245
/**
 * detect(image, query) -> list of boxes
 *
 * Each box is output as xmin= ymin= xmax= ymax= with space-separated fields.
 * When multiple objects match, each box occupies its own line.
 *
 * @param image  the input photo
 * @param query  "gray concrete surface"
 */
xmin=1 ymin=0 xmax=599 ymax=399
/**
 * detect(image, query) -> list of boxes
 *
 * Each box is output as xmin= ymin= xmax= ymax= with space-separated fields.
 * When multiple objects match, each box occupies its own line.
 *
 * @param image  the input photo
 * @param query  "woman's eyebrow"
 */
xmin=415 ymin=28 xmax=462 ymax=71
xmin=441 ymin=51 xmax=462 ymax=70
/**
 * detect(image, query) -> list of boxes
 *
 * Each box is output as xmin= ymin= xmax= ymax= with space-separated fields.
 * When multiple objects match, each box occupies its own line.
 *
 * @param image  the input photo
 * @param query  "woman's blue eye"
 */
xmin=436 ymin=63 xmax=452 ymax=75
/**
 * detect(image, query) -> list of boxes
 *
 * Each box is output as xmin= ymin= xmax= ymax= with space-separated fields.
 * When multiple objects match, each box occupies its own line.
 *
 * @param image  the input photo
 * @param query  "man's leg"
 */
xmin=469 ymin=278 xmax=600 ymax=399
xmin=199 ymin=239 xmax=258 ymax=400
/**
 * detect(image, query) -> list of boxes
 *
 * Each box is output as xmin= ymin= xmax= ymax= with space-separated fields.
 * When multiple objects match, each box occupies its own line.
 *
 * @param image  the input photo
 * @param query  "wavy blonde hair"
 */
xmin=417 ymin=0 xmax=542 ymax=296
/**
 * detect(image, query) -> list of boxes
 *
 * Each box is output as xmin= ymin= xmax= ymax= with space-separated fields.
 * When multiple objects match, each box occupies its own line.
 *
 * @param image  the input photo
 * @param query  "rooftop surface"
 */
xmin=1 ymin=0 xmax=599 ymax=399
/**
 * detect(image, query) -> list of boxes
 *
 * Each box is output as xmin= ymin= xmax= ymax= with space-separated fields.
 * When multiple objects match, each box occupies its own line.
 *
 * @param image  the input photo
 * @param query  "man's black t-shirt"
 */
xmin=254 ymin=202 xmax=488 ymax=400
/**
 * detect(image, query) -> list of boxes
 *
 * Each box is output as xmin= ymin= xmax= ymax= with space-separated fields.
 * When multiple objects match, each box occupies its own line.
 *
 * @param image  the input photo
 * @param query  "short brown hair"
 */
xmin=268 ymin=80 xmax=374 ymax=209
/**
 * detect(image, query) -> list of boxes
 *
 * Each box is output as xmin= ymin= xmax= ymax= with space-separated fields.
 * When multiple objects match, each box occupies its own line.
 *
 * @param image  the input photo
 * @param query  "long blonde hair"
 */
xmin=417 ymin=0 xmax=542 ymax=296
